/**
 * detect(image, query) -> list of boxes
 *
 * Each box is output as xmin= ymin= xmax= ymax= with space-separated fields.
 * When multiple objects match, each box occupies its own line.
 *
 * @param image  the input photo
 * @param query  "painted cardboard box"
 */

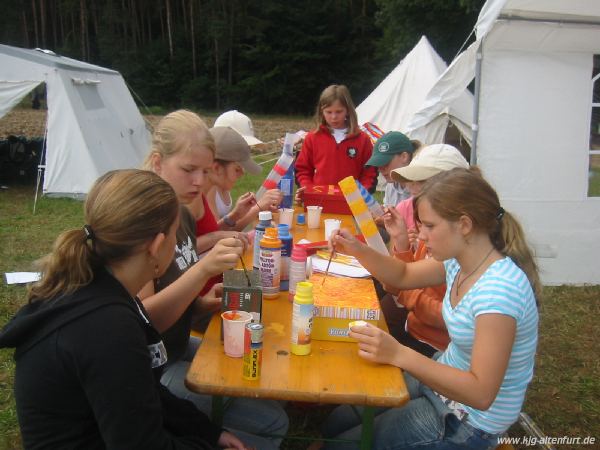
xmin=221 ymin=269 xmax=262 ymax=340
xmin=309 ymin=273 xmax=381 ymax=342
xmin=303 ymin=185 xmax=352 ymax=215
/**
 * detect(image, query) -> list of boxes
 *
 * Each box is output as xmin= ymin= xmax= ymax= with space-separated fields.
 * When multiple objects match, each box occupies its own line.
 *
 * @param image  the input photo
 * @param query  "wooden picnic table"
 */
xmin=185 ymin=207 xmax=409 ymax=449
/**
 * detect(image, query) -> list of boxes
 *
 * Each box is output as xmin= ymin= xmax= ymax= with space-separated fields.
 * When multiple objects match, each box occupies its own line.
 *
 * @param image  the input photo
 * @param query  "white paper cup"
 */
xmin=221 ymin=310 xmax=253 ymax=357
xmin=324 ymin=219 xmax=342 ymax=241
xmin=278 ymin=208 xmax=294 ymax=228
xmin=306 ymin=206 xmax=323 ymax=229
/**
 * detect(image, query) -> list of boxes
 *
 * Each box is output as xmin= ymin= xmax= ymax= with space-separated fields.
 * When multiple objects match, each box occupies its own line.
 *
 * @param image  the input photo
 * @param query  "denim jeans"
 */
xmin=161 ymin=337 xmax=289 ymax=449
xmin=322 ymin=373 xmax=500 ymax=450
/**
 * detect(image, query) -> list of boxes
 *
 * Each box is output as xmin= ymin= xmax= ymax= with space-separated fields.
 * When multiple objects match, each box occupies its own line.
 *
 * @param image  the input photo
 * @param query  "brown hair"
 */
xmin=415 ymin=167 xmax=542 ymax=300
xmin=143 ymin=109 xmax=215 ymax=170
xmin=314 ymin=84 xmax=359 ymax=136
xmin=28 ymin=169 xmax=179 ymax=303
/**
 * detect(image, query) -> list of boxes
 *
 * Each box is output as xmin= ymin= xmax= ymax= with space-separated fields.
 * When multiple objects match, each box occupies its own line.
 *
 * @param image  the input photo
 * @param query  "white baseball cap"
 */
xmin=213 ymin=110 xmax=263 ymax=147
xmin=391 ymin=144 xmax=469 ymax=182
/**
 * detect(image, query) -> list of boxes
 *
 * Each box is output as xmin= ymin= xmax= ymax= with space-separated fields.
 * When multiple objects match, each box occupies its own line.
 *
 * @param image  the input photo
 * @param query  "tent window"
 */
xmin=77 ymin=84 xmax=104 ymax=110
xmin=589 ymin=55 xmax=600 ymax=197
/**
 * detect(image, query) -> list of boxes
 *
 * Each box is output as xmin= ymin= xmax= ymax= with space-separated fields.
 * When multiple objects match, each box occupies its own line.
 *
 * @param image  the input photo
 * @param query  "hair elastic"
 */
xmin=83 ymin=224 xmax=95 ymax=241
xmin=496 ymin=207 xmax=505 ymax=221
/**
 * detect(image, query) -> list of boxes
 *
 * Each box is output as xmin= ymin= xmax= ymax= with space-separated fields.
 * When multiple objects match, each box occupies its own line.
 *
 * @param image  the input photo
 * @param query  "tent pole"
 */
xmin=33 ymin=122 xmax=48 ymax=215
xmin=471 ymin=43 xmax=483 ymax=165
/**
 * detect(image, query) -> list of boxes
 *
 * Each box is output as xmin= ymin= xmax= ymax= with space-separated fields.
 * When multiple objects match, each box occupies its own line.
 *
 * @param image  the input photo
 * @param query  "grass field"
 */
xmin=1 ymin=155 xmax=599 ymax=449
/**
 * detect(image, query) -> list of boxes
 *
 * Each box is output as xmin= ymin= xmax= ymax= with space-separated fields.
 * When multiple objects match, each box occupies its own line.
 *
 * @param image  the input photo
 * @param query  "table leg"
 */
xmin=360 ymin=406 xmax=375 ymax=450
xmin=211 ymin=395 xmax=224 ymax=427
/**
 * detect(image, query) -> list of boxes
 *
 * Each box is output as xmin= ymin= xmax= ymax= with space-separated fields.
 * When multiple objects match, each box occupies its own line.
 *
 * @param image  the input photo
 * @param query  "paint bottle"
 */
xmin=259 ymin=227 xmax=282 ymax=299
xmin=291 ymin=281 xmax=314 ymax=355
xmin=278 ymin=164 xmax=295 ymax=209
xmin=277 ymin=224 xmax=293 ymax=291
xmin=288 ymin=245 xmax=307 ymax=302
xmin=253 ymin=211 xmax=273 ymax=269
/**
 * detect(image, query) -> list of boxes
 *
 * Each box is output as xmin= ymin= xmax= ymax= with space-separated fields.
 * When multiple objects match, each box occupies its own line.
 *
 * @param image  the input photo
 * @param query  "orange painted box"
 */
xmin=308 ymin=273 xmax=381 ymax=342
xmin=303 ymin=185 xmax=351 ymax=215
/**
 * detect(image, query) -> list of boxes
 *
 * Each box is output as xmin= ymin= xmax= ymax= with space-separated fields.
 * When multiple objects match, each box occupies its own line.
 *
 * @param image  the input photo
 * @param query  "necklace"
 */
xmin=455 ymin=246 xmax=495 ymax=296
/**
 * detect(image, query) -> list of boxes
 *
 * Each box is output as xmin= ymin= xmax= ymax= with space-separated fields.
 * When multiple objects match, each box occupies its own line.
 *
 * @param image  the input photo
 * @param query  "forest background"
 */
xmin=0 ymin=0 xmax=484 ymax=114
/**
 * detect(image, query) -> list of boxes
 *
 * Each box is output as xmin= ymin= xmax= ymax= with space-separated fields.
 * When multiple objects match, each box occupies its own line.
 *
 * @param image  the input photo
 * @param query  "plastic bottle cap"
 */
xmin=277 ymin=223 xmax=290 ymax=235
xmin=295 ymin=281 xmax=313 ymax=296
xmin=259 ymin=211 xmax=272 ymax=221
xmin=264 ymin=227 xmax=278 ymax=237
xmin=297 ymin=213 xmax=306 ymax=225
xmin=291 ymin=245 xmax=307 ymax=259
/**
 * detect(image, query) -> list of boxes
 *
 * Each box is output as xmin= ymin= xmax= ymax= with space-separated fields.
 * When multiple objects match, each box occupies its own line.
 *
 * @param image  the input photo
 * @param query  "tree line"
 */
xmin=1 ymin=0 xmax=484 ymax=114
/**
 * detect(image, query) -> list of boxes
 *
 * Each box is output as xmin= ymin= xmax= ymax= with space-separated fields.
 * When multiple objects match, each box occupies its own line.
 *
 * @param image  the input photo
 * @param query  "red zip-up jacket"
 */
xmin=295 ymin=125 xmax=377 ymax=192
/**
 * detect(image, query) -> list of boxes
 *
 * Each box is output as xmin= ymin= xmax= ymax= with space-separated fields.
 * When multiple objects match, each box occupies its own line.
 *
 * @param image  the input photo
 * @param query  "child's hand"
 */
xmin=294 ymin=186 xmax=306 ymax=205
xmin=231 ymin=192 xmax=257 ymax=219
xmin=349 ymin=323 xmax=405 ymax=367
xmin=201 ymin=237 xmax=243 ymax=277
xmin=382 ymin=206 xmax=410 ymax=252
xmin=195 ymin=282 xmax=223 ymax=313
xmin=330 ymin=228 xmax=364 ymax=257
xmin=257 ymin=189 xmax=282 ymax=212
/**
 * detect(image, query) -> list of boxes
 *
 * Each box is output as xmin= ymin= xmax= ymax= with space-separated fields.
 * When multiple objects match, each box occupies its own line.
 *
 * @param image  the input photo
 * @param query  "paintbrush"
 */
xmin=321 ymin=245 xmax=335 ymax=287
xmin=239 ymin=256 xmax=252 ymax=287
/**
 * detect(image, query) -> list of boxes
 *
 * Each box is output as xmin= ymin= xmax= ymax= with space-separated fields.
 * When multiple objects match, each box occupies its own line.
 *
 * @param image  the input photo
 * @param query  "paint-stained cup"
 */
xmin=221 ymin=310 xmax=253 ymax=357
xmin=306 ymin=206 xmax=323 ymax=229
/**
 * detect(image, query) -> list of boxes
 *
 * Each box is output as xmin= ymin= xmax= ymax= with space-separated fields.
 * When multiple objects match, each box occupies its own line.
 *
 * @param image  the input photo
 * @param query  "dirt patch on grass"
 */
xmin=0 ymin=109 xmax=313 ymax=155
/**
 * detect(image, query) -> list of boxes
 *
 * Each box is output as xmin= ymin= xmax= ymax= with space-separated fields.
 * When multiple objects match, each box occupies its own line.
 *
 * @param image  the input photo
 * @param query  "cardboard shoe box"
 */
xmin=221 ymin=269 xmax=262 ymax=339
xmin=303 ymin=185 xmax=351 ymax=215
xmin=309 ymin=273 xmax=380 ymax=342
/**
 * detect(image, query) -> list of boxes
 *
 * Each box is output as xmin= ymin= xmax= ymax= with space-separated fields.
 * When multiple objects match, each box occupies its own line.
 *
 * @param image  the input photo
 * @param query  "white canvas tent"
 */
xmin=356 ymin=36 xmax=474 ymax=146
xmin=408 ymin=0 xmax=600 ymax=285
xmin=0 ymin=44 xmax=150 ymax=197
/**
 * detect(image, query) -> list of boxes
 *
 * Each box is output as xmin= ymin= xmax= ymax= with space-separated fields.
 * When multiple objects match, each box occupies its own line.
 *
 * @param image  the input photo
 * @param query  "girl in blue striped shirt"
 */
xmin=324 ymin=167 xmax=540 ymax=449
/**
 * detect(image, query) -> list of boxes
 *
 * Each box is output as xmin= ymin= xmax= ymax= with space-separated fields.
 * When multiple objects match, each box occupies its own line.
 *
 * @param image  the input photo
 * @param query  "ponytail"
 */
xmin=28 ymin=229 xmax=102 ymax=302
xmin=494 ymin=211 xmax=542 ymax=302
xmin=28 ymin=169 xmax=179 ymax=303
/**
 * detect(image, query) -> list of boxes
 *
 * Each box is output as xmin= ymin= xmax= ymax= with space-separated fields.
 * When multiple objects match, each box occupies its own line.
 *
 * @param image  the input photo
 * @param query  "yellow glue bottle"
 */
xmin=291 ymin=281 xmax=314 ymax=355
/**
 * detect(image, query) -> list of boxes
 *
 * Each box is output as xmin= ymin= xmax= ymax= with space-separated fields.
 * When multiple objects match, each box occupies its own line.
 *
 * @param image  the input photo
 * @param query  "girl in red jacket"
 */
xmin=295 ymin=84 xmax=377 ymax=200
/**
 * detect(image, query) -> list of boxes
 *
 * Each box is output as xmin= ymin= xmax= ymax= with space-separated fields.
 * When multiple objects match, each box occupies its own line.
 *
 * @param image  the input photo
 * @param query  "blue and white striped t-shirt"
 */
xmin=438 ymin=257 xmax=538 ymax=434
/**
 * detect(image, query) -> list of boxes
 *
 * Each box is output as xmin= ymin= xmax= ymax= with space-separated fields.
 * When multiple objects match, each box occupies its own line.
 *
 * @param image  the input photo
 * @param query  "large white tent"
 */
xmin=357 ymin=36 xmax=474 ymax=146
xmin=0 ymin=44 xmax=150 ymax=196
xmin=408 ymin=0 xmax=600 ymax=285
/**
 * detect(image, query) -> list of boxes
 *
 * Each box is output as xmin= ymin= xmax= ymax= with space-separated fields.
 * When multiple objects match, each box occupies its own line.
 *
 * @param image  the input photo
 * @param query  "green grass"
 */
xmin=2 ymin=177 xmax=600 ymax=449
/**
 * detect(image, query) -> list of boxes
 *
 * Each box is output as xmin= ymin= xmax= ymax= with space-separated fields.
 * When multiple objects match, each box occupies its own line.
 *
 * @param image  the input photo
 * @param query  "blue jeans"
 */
xmin=322 ymin=373 xmax=500 ymax=449
xmin=161 ymin=337 xmax=288 ymax=449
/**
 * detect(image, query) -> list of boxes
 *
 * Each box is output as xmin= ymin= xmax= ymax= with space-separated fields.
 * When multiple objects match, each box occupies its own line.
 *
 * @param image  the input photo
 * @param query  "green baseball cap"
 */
xmin=366 ymin=131 xmax=414 ymax=167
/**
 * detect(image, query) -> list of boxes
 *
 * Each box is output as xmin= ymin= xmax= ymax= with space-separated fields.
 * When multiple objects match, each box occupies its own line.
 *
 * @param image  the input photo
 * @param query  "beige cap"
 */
xmin=209 ymin=126 xmax=262 ymax=175
xmin=391 ymin=144 xmax=469 ymax=182
xmin=213 ymin=110 xmax=263 ymax=147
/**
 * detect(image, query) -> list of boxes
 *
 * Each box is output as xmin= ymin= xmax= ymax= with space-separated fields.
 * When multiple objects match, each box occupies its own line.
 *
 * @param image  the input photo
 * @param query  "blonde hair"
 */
xmin=143 ymin=109 xmax=215 ymax=170
xmin=314 ymin=84 xmax=359 ymax=135
xmin=415 ymin=167 xmax=542 ymax=301
xmin=28 ymin=169 xmax=179 ymax=303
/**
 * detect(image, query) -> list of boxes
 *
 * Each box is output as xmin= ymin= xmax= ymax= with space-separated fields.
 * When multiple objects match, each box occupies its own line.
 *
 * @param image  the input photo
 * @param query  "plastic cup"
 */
xmin=221 ymin=310 xmax=253 ymax=357
xmin=324 ymin=218 xmax=342 ymax=241
xmin=306 ymin=206 xmax=323 ymax=229
xmin=278 ymin=208 xmax=294 ymax=228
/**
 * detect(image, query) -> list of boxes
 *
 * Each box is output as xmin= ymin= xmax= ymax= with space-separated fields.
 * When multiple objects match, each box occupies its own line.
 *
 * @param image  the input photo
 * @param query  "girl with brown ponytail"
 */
xmin=0 ymin=169 xmax=248 ymax=449
xmin=322 ymin=167 xmax=540 ymax=449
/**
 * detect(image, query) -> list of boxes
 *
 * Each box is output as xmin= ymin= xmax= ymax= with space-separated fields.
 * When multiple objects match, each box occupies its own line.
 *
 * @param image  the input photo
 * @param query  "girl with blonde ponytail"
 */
xmin=0 ymin=169 xmax=248 ymax=449
xmin=323 ymin=167 xmax=539 ymax=449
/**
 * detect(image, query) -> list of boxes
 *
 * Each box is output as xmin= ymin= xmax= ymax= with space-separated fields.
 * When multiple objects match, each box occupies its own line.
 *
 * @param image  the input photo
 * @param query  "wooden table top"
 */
xmin=185 ymin=209 xmax=409 ymax=408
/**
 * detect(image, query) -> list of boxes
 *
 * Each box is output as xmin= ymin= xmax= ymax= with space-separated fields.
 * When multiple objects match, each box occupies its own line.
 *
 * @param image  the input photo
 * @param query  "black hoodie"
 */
xmin=0 ymin=269 xmax=221 ymax=450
